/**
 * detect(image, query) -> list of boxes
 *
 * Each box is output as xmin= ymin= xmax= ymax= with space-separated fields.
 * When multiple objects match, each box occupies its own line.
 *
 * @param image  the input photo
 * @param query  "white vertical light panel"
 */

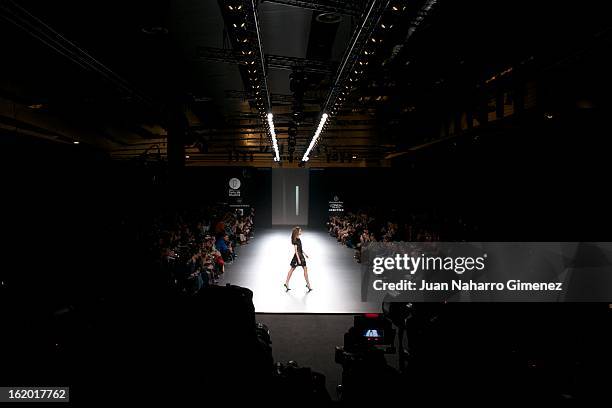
xmin=271 ymin=169 xmax=309 ymax=225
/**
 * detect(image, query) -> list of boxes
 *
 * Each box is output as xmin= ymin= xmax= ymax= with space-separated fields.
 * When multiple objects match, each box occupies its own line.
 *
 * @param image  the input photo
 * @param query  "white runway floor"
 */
xmin=221 ymin=228 xmax=381 ymax=313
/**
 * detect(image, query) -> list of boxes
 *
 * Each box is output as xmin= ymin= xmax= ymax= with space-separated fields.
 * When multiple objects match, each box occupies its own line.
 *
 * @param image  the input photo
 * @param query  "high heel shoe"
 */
xmin=284 ymin=283 xmax=291 ymax=291
xmin=306 ymin=284 xmax=313 ymax=292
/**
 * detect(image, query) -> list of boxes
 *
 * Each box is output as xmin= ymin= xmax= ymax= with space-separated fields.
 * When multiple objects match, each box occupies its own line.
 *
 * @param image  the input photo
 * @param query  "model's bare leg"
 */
xmin=284 ymin=267 xmax=296 ymax=290
xmin=303 ymin=266 xmax=312 ymax=290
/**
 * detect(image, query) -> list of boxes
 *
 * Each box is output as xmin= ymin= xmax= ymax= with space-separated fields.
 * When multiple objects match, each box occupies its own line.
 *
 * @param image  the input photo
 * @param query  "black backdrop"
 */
xmin=308 ymin=168 xmax=399 ymax=228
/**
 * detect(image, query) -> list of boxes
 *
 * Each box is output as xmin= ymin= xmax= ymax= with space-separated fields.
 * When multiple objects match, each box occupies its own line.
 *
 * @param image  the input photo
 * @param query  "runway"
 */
xmin=221 ymin=228 xmax=381 ymax=313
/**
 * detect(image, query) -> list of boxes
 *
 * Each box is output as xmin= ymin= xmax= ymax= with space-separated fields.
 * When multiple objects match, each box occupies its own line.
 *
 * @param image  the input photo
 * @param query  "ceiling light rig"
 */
xmin=222 ymin=0 xmax=279 ymax=162
xmin=303 ymin=113 xmax=328 ymax=162
xmin=387 ymin=0 xmax=438 ymax=64
xmin=267 ymin=113 xmax=280 ymax=161
xmin=405 ymin=0 xmax=437 ymax=40
xmin=301 ymin=0 xmax=393 ymax=162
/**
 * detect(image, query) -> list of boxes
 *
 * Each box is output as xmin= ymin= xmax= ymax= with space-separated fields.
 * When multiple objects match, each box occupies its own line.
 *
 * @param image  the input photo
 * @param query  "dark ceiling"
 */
xmin=1 ymin=0 xmax=611 ymax=167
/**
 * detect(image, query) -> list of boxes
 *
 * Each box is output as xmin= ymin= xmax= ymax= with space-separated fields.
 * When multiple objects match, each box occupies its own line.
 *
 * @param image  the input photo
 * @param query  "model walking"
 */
xmin=284 ymin=226 xmax=312 ymax=292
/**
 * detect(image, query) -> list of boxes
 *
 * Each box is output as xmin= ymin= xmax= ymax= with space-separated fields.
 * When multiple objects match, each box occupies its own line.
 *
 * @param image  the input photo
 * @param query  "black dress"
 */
xmin=290 ymin=238 xmax=306 ymax=267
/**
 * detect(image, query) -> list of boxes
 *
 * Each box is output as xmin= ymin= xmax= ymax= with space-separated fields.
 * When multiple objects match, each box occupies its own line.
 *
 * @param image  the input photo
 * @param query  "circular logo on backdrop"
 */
xmin=229 ymin=178 xmax=241 ymax=190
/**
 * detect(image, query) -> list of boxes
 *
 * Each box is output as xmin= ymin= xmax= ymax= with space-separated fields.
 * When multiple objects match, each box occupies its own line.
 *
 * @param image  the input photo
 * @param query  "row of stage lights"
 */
xmin=226 ymin=1 xmax=280 ymax=162
xmin=302 ymin=113 xmax=328 ymax=162
xmin=267 ymin=113 xmax=280 ymax=161
xmin=302 ymin=0 xmax=428 ymax=162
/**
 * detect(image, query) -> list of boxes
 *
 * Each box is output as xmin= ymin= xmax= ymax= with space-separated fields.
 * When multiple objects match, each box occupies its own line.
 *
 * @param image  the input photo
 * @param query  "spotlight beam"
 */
xmin=302 ymin=113 xmax=328 ymax=161
xmin=219 ymin=0 xmax=278 ymax=161
xmin=301 ymin=0 xmax=390 ymax=162
xmin=251 ymin=0 xmax=271 ymax=110
xmin=322 ymin=0 xmax=383 ymax=111
xmin=249 ymin=0 xmax=278 ymax=161
xmin=267 ymin=113 xmax=280 ymax=161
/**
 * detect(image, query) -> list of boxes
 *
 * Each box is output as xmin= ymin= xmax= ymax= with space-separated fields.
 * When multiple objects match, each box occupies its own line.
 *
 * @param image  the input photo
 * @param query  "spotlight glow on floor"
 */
xmin=222 ymin=228 xmax=380 ymax=313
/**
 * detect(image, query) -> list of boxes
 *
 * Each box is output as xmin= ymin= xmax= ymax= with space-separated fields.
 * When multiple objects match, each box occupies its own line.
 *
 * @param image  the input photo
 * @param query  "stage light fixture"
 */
xmin=302 ymin=113 xmax=328 ymax=162
xmin=267 ymin=113 xmax=280 ymax=162
xmin=301 ymin=0 xmax=390 ymax=162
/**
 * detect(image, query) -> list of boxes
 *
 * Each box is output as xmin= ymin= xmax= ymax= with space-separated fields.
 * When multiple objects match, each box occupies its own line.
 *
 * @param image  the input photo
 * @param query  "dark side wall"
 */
xmin=308 ymin=106 xmax=612 ymax=241
xmin=390 ymin=109 xmax=612 ymax=241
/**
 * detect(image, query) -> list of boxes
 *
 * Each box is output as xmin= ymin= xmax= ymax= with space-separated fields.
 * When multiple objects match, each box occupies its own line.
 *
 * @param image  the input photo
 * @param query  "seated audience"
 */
xmin=151 ymin=205 xmax=254 ymax=294
xmin=328 ymin=209 xmax=466 ymax=263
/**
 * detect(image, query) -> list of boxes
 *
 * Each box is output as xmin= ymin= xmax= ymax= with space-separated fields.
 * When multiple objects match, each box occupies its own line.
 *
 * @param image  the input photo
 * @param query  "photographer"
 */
xmin=335 ymin=315 xmax=399 ymax=403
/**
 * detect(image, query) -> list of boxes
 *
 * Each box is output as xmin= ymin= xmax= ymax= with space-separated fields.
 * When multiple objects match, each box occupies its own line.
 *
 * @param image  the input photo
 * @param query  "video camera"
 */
xmin=335 ymin=314 xmax=395 ymax=366
xmin=334 ymin=314 xmax=399 ymax=402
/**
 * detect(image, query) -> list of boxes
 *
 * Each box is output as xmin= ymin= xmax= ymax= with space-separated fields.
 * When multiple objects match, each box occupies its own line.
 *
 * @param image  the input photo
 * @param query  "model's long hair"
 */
xmin=291 ymin=227 xmax=301 ymax=242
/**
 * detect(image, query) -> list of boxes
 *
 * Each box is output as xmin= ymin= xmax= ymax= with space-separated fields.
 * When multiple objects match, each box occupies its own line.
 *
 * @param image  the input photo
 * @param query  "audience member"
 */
xmin=151 ymin=205 xmax=254 ymax=294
